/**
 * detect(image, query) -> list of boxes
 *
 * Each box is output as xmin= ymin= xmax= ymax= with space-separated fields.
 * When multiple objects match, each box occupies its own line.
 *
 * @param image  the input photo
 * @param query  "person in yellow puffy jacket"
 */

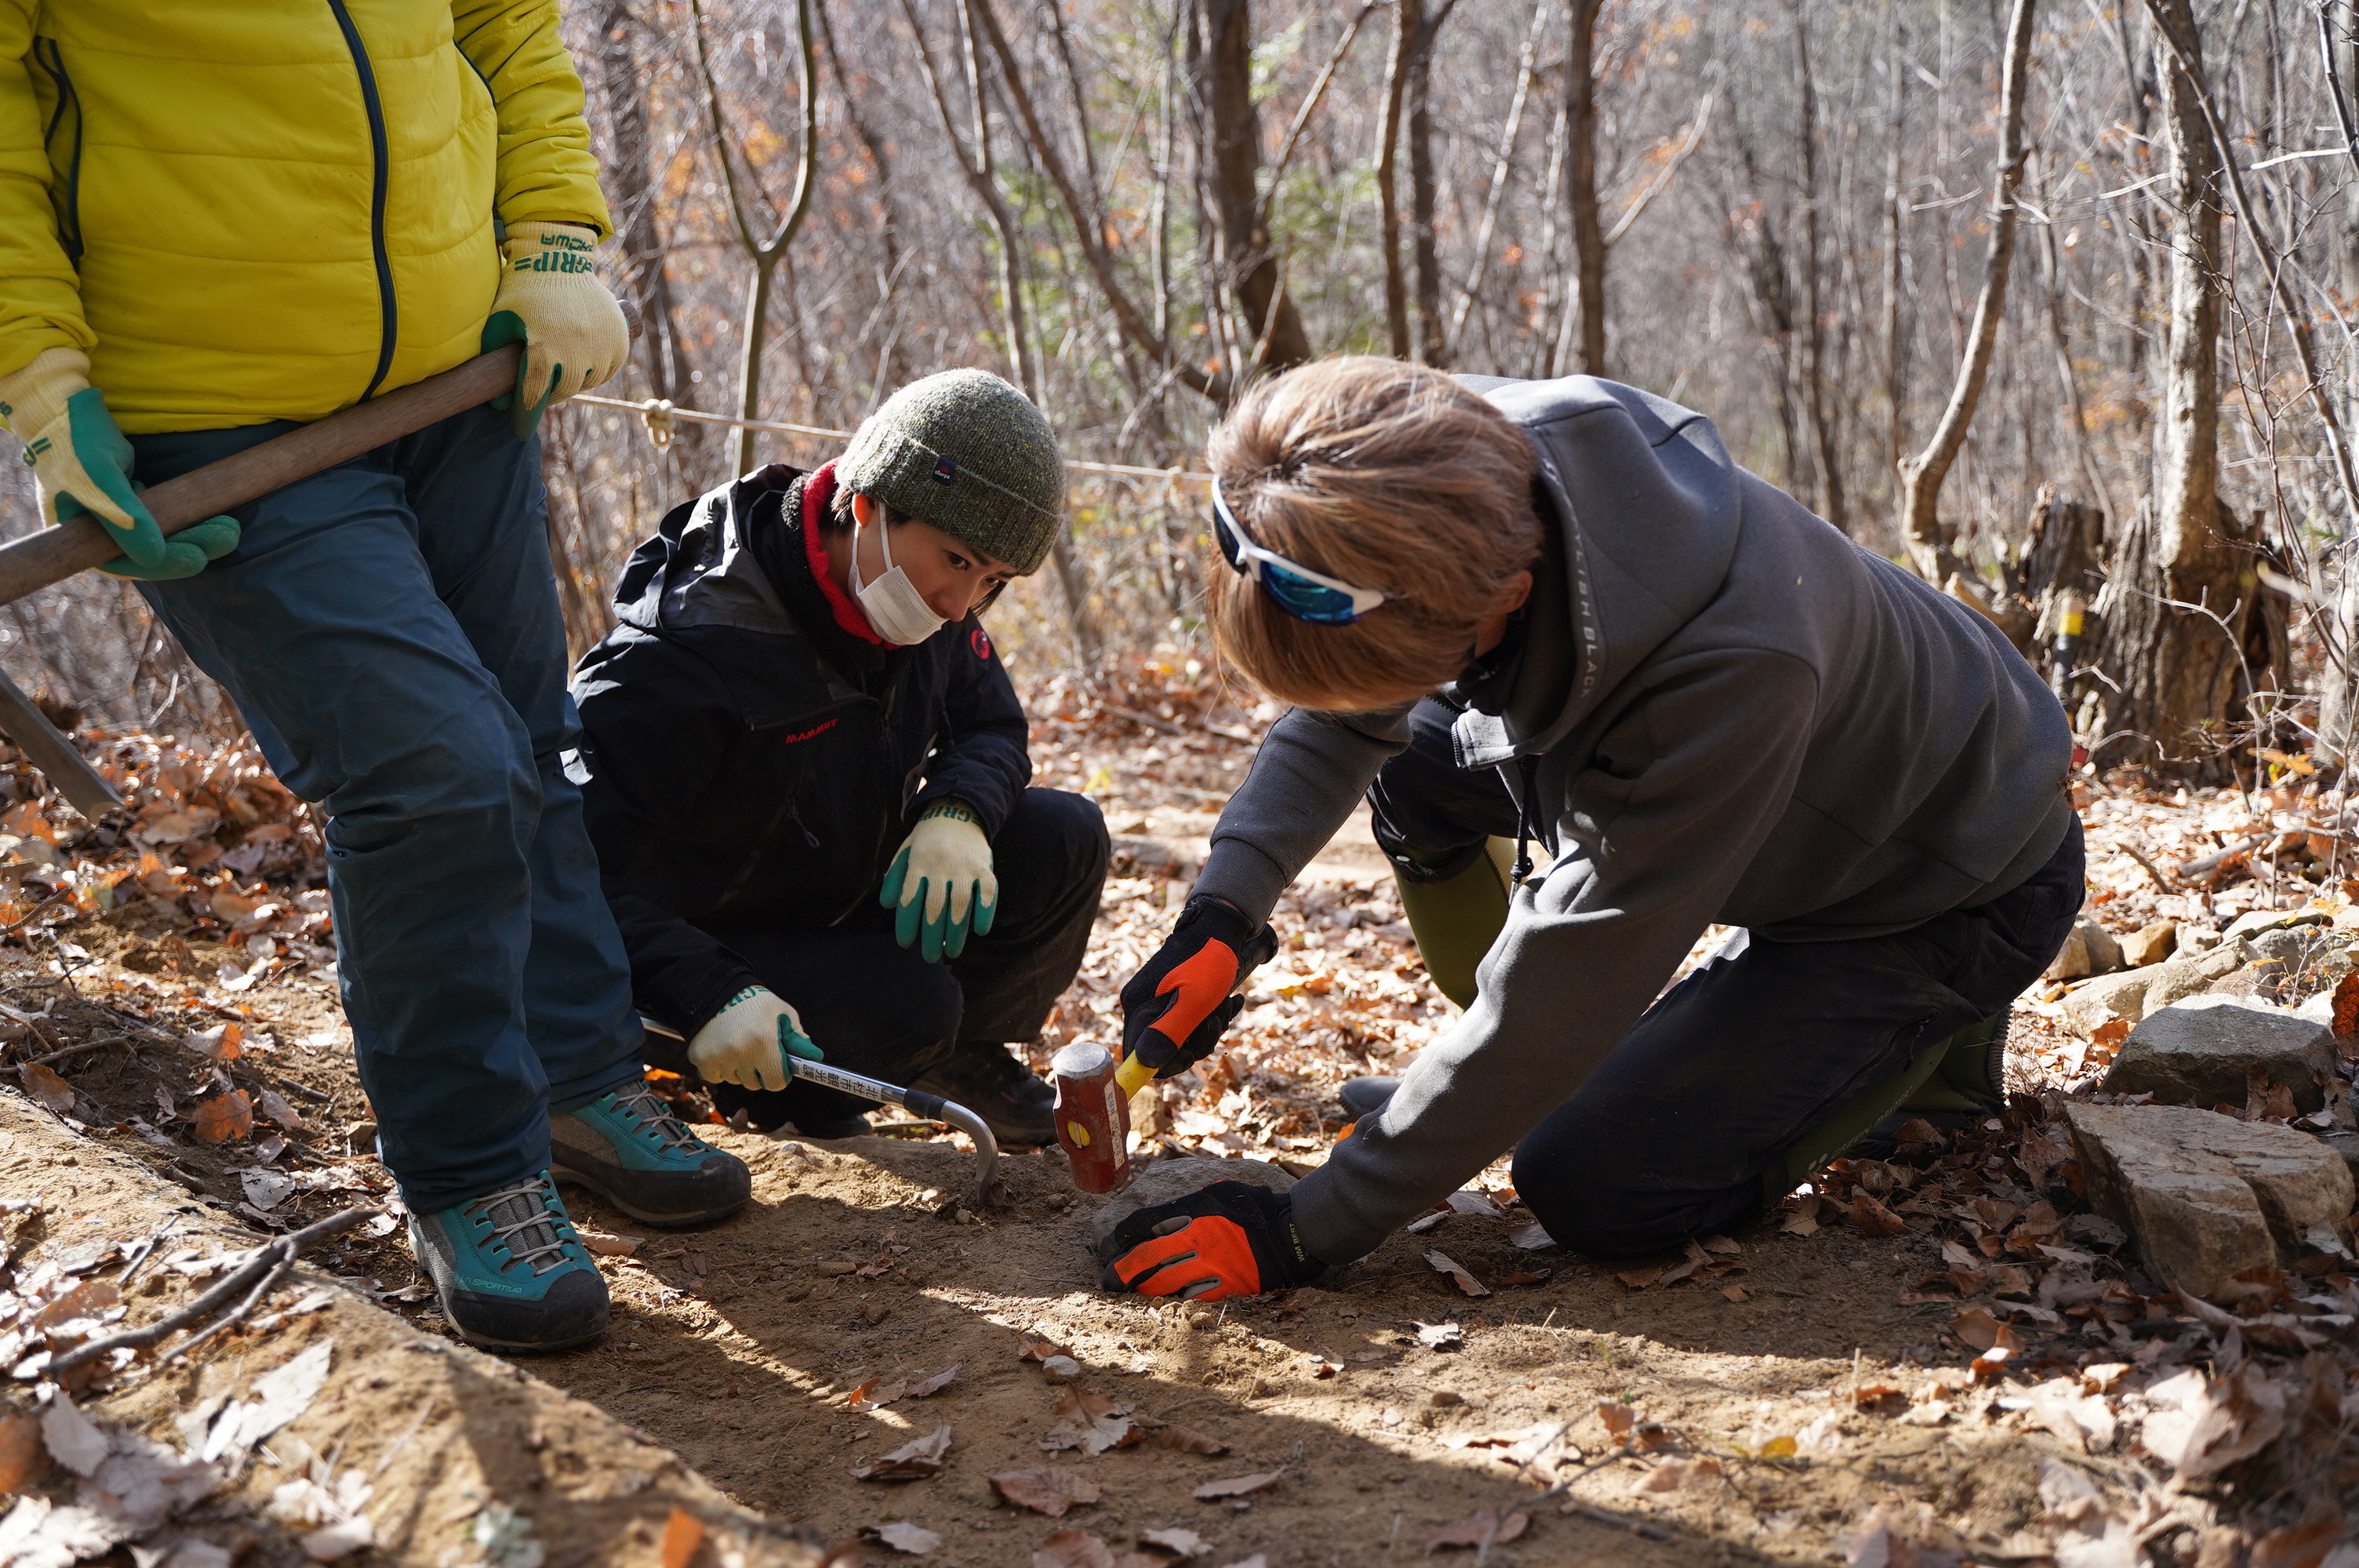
xmin=0 ymin=2 xmax=754 ymax=1354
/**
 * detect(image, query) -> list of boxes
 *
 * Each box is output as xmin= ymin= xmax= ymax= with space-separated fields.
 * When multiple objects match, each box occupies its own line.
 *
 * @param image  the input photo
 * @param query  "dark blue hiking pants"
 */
xmin=130 ymin=404 xmax=643 ymax=1212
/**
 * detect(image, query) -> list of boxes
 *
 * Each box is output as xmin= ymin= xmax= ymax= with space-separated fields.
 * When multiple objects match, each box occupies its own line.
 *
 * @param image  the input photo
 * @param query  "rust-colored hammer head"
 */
xmin=1052 ymin=1042 xmax=1133 ymax=1195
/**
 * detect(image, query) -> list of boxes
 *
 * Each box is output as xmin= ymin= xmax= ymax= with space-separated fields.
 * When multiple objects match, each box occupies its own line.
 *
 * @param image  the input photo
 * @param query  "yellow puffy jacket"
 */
xmin=0 ymin=2 xmax=612 ymax=434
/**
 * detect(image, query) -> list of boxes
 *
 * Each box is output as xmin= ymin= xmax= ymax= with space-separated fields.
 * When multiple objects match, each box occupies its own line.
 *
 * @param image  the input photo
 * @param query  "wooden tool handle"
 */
xmin=0 ymin=299 xmax=639 ymax=608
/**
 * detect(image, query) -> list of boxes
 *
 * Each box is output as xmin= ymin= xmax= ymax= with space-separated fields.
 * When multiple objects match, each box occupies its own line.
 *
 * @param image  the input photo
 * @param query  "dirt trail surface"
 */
xmin=3 ymin=667 xmax=2357 ymax=1566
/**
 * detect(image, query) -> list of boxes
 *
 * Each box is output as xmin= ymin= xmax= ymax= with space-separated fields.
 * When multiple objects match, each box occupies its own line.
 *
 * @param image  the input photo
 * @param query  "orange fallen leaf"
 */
xmin=658 ymin=1507 xmax=704 ymax=1568
xmin=1721 ymin=1284 xmax=1749 ymax=1303
xmin=1597 ymin=1401 xmax=1637 ymax=1439
xmin=1640 ymin=1456 xmax=1722 ymax=1492
xmin=2332 ymin=970 xmax=2359 ymax=1040
xmin=1852 ymin=1384 xmax=1910 ymax=1416
xmin=31 ymin=1280 xmax=118 ymax=1330
xmin=0 ymin=1413 xmax=42 ymax=1494
xmin=191 ymin=1090 xmax=253 ymax=1144
xmin=1615 ymin=1265 xmax=1665 ymax=1290
xmin=1847 ymin=1192 xmax=1910 ymax=1236
xmin=19 ymin=1063 xmax=73 ymax=1114
xmin=1142 ymin=1421 xmax=1227 ymax=1455
xmin=848 ymin=1378 xmax=909 ymax=1413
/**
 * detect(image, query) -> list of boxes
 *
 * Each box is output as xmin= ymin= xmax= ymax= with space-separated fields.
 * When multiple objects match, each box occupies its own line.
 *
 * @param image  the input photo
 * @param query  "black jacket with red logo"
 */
xmin=569 ymin=462 xmax=1030 ymax=1036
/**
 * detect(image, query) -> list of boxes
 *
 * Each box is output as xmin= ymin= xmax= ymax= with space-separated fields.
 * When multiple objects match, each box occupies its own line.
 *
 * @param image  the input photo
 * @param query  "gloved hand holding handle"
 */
xmin=480 ymin=222 xmax=631 ymax=439
xmin=1096 ymin=1180 xmax=1324 ymax=1301
xmin=687 ymin=984 xmax=823 ymax=1093
xmin=0 ymin=348 xmax=240 ymax=579
xmin=1119 ymin=895 xmax=1278 ymax=1078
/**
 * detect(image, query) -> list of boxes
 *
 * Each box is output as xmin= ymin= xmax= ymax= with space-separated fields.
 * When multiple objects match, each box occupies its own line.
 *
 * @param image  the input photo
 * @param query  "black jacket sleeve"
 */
xmin=908 ymin=618 xmax=1031 ymax=837
xmin=571 ymin=630 xmax=762 ymax=1036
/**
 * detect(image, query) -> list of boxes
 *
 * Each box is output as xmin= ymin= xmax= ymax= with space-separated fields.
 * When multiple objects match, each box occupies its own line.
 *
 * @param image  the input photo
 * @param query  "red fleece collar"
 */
xmin=800 ymin=460 xmax=882 ymax=644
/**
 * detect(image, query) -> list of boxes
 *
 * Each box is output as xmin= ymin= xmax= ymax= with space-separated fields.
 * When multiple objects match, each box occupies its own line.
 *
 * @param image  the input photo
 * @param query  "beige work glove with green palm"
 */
xmin=479 ymin=221 xmax=630 ymax=440
xmin=880 ymin=801 xmax=998 ymax=963
xmin=0 ymin=348 xmax=238 ymax=579
xmin=687 ymin=984 xmax=823 ymax=1092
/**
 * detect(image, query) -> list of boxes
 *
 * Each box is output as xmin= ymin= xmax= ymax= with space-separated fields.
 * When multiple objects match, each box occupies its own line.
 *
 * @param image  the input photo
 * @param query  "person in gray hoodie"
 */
xmin=1097 ymin=358 xmax=2079 ymax=1301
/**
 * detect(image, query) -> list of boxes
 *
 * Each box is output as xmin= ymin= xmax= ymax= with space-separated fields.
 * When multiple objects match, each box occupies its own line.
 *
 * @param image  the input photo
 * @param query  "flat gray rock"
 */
xmin=2064 ymin=1102 xmax=2356 ymax=1298
xmin=2059 ymin=940 xmax=2251 ymax=1037
xmin=2102 ymin=996 xmax=2333 ymax=1112
xmin=1085 ymin=1155 xmax=1293 ymax=1247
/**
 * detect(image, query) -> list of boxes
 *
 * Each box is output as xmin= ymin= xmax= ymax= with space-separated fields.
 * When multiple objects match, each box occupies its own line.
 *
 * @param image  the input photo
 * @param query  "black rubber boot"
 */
xmin=910 ymin=1045 xmax=1056 ymax=1145
xmin=1339 ymin=1076 xmax=1401 ymax=1122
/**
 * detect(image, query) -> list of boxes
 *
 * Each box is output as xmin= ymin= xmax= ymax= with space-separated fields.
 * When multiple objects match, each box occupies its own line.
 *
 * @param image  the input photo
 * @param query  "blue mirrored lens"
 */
xmin=1259 ymin=567 xmax=1363 ymax=625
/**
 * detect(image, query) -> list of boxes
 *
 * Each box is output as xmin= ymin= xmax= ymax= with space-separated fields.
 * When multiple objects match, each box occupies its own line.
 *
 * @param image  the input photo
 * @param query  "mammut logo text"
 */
xmin=779 ymin=719 xmax=839 ymax=745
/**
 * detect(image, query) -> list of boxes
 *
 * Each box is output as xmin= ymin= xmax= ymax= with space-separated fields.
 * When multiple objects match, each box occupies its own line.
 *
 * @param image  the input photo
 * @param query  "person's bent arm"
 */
xmin=451 ymin=0 xmax=610 ymax=232
xmin=1287 ymin=650 xmax=1818 ymax=1266
xmin=1193 ymin=702 xmax=1418 ymax=924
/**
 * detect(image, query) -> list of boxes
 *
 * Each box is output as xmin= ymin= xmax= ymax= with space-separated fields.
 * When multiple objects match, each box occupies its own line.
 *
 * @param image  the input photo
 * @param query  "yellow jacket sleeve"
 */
xmin=0 ymin=1 xmax=90 ymax=384
xmin=451 ymin=0 xmax=613 ymax=238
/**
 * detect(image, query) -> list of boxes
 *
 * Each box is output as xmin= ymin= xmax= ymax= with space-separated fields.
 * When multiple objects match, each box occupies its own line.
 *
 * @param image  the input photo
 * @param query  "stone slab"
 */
xmin=2121 ymin=920 xmax=2178 ymax=968
xmin=2102 ymin=996 xmax=2333 ymax=1112
xmin=2064 ymin=1102 xmax=2356 ymax=1298
xmin=1085 ymin=1154 xmax=1294 ymax=1247
xmin=2059 ymin=939 xmax=2252 ymax=1037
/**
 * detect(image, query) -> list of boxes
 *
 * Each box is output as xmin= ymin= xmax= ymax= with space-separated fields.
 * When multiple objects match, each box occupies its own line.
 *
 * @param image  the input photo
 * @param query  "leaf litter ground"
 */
xmin=1 ymin=662 xmax=2356 ymax=1566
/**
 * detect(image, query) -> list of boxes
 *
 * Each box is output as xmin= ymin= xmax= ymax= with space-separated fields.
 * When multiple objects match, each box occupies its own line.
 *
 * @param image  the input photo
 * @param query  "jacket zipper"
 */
xmin=325 ymin=1 xmax=398 ymax=403
xmin=31 ymin=39 xmax=83 ymax=267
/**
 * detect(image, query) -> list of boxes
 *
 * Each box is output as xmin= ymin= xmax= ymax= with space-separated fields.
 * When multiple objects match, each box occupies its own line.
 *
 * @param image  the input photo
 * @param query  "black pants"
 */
xmin=1368 ymin=697 xmax=2082 ymax=1256
xmin=652 ymin=787 xmax=1109 ymax=1128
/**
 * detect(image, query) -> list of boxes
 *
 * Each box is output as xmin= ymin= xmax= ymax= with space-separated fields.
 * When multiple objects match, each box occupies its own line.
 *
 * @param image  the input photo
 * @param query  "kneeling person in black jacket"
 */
xmin=569 ymin=370 xmax=1110 ymax=1145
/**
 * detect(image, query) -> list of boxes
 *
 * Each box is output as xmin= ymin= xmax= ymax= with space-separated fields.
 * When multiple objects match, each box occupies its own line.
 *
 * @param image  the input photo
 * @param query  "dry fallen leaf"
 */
xmin=1017 ymin=1334 xmax=1072 ymax=1363
xmin=1424 ymin=1510 xmax=1528 ymax=1552
xmin=1040 ymin=1387 xmax=1137 ymax=1455
xmin=19 ymin=1063 xmax=74 ymax=1115
xmin=1423 ymin=1249 xmax=1491 ymax=1298
xmin=1852 ymin=1385 xmax=1910 ymax=1417
xmin=909 ymin=1364 xmax=961 ymax=1398
xmin=580 ymin=1231 xmax=643 ymax=1258
xmin=1138 ymin=1527 xmax=1209 ymax=1558
xmin=990 ymin=1468 xmax=1101 ymax=1516
xmin=851 ymin=1424 xmax=953 ymax=1482
xmin=658 ymin=1507 xmax=703 ymax=1568
xmin=256 ymin=1087 xmax=306 ymax=1132
xmin=1700 ymin=1235 xmax=1741 ymax=1256
xmin=1414 ymin=1320 xmax=1463 ymax=1349
xmin=1950 ymin=1307 xmax=2020 ymax=1354
xmin=1783 ymin=1192 xmax=1823 ymax=1236
xmin=868 ymin=1521 xmax=942 ymax=1556
xmin=1848 ymin=1192 xmax=1910 ymax=1236
xmin=1505 ymin=1221 xmax=1555 ymax=1250
xmin=30 ymin=1279 xmax=119 ymax=1331
xmin=1720 ymin=1285 xmax=1748 ymax=1303
xmin=1033 ymin=1530 xmax=1116 ymax=1568
xmin=1640 ymin=1456 xmax=1722 ymax=1492
xmin=189 ymin=1022 xmax=242 ymax=1062
xmin=191 ymin=1089 xmax=254 ymax=1144
xmin=849 ymin=1378 xmax=910 ymax=1414
xmin=1191 ymin=1470 xmax=1282 ymax=1501
xmin=1596 ymin=1402 xmax=1637 ymax=1439
xmin=1615 ymin=1265 xmax=1665 ymax=1290
xmin=0 ymin=1412 xmax=42 ymax=1494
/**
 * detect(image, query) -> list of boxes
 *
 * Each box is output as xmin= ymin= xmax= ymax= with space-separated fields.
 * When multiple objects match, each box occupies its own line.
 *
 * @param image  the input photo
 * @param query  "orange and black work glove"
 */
xmin=1119 ymin=895 xmax=1278 ymax=1079
xmin=1096 ymin=1180 xmax=1323 ymax=1302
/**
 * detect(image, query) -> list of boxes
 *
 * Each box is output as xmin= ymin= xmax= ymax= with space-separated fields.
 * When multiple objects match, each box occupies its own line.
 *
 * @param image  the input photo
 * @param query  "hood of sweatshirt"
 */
xmin=1444 ymin=376 xmax=1743 ymax=769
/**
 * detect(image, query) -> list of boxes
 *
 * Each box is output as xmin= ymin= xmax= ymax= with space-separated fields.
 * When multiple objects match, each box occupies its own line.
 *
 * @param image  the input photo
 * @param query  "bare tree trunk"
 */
xmin=1375 ymin=0 xmax=1421 ymax=359
xmin=1881 ymin=11 xmax=1910 ymax=482
xmin=1896 ymin=0 xmax=2036 ymax=584
xmin=1794 ymin=8 xmax=1845 ymax=535
xmin=689 ymin=0 xmax=819 ymax=478
xmin=2095 ymin=0 xmax=2241 ymax=774
xmin=1204 ymin=0 xmax=1312 ymax=369
xmin=1405 ymin=0 xmax=1458 ymax=365
xmin=1564 ymin=0 xmax=1607 ymax=375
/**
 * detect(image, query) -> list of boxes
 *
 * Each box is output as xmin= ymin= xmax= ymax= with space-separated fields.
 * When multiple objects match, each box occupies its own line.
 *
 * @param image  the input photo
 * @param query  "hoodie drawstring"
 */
xmin=1510 ymin=754 xmax=1543 ymax=887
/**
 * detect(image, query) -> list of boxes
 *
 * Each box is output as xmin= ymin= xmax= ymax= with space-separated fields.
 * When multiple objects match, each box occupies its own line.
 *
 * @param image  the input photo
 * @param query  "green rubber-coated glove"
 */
xmin=687 ymin=985 xmax=823 ymax=1093
xmin=0 ymin=348 xmax=167 ymax=568
xmin=96 ymin=482 xmax=240 ymax=580
xmin=880 ymin=800 xmax=998 ymax=963
xmin=480 ymin=221 xmax=630 ymax=441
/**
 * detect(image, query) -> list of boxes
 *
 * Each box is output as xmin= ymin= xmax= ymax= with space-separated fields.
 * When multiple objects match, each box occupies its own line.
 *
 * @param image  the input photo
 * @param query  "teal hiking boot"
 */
xmin=549 ymin=1082 xmax=751 ymax=1227
xmin=409 ymin=1171 xmax=608 ymax=1353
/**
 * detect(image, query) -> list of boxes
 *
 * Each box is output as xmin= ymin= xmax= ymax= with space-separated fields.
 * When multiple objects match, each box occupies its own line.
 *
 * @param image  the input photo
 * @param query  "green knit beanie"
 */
xmin=838 ymin=368 xmax=1065 ymax=575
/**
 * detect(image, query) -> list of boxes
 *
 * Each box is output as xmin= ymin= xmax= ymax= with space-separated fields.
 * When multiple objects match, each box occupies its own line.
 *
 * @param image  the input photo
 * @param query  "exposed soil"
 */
xmin=5 ymin=675 xmax=2357 ymax=1567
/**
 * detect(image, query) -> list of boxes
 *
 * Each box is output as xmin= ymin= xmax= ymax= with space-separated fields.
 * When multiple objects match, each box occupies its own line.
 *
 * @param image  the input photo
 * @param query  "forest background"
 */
xmin=2 ymin=0 xmax=2354 ymax=783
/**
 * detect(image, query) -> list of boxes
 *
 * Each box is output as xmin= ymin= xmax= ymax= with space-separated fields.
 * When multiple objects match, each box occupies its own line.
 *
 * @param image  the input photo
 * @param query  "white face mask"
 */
xmin=848 ymin=510 xmax=947 ymax=647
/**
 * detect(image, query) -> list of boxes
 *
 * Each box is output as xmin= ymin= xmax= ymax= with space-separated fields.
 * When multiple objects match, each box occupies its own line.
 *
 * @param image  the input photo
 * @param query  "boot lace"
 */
xmin=608 ymin=1082 xmax=707 ymax=1157
xmin=463 ymin=1175 xmax=576 ymax=1277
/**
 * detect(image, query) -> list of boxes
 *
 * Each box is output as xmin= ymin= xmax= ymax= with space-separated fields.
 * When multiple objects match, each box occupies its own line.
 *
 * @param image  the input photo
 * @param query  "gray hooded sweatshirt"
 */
xmin=1193 ymin=376 xmax=2073 ymax=1266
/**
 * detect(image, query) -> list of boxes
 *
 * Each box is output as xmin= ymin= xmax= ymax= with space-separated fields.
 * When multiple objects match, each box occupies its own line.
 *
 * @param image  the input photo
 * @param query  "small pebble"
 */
xmin=1039 ymin=1356 xmax=1083 ymax=1382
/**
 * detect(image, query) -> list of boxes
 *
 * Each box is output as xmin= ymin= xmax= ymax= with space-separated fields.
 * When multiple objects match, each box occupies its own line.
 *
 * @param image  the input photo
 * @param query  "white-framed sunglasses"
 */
xmin=1210 ymin=477 xmax=1390 ymax=625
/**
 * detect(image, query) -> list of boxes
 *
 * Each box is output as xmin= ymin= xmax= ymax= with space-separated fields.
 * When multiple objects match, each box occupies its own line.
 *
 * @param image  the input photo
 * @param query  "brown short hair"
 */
xmin=1204 ymin=358 xmax=1543 ymax=711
